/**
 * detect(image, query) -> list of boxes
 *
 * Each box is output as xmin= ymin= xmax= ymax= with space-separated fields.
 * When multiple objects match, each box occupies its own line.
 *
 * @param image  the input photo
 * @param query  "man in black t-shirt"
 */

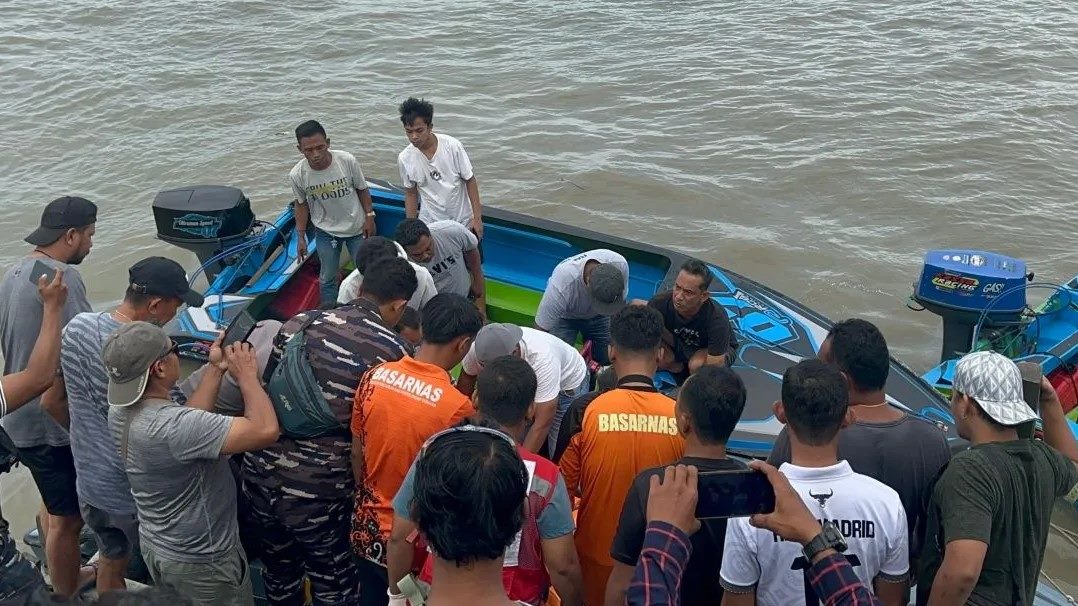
xmin=604 ymin=365 xmax=748 ymax=606
xmin=647 ymin=259 xmax=734 ymax=383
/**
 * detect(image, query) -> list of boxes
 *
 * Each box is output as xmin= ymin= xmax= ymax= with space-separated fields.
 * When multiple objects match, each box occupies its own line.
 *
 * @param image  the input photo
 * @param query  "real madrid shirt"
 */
xmin=720 ymin=461 xmax=909 ymax=606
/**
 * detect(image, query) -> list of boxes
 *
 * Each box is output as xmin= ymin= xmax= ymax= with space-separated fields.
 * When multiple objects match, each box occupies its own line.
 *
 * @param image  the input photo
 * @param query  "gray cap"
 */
xmin=953 ymin=351 xmax=1038 ymax=426
xmin=473 ymin=323 xmax=524 ymax=365
xmin=588 ymin=263 xmax=626 ymax=316
xmin=102 ymin=321 xmax=172 ymax=407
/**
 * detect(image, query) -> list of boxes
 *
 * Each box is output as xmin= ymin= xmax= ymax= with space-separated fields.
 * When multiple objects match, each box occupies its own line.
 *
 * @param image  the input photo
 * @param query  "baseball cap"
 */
xmin=473 ymin=323 xmax=524 ymax=365
xmin=103 ymin=322 xmax=173 ymax=407
xmin=129 ymin=257 xmax=205 ymax=308
xmin=953 ymin=351 xmax=1038 ymax=426
xmin=588 ymin=263 xmax=626 ymax=316
xmin=25 ymin=196 xmax=98 ymax=246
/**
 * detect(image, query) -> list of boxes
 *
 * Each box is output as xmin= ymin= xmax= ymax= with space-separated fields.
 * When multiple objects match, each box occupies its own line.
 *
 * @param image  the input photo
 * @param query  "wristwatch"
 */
xmin=802 ymin=521 xmax=847 ymax=562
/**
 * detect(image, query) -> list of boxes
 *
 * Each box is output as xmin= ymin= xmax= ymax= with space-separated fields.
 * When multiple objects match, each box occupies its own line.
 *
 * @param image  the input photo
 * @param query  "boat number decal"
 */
xmin=173 ymin=213 xmax=223 ymax=238
xmin=931 ymin=272 xmax=979 ymax=295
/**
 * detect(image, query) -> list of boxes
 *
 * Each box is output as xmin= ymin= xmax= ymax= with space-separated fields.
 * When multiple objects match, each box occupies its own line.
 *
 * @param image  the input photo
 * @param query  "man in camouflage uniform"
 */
xmin=241 ymin=258 xmax=417 ymax=605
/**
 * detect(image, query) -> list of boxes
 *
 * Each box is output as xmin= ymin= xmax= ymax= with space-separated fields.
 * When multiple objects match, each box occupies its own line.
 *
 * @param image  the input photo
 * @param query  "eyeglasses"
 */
xmin=419 ymin=425 xmax=515 ymax=458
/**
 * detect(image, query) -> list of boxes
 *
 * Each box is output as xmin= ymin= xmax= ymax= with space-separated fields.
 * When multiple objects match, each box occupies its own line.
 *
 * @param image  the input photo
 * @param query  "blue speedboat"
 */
xmin=154 ymin=181 xmax=1078 ymax=459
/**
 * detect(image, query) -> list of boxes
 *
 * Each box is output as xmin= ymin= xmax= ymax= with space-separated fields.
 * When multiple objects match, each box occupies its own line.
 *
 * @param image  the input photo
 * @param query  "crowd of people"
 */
xmin=0 ymin=98 xmax=1076 ymax=606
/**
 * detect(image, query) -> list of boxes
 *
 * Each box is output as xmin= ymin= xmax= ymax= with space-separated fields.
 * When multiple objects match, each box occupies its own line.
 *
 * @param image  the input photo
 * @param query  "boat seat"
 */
xmin=485 ymin=279 xmax=542 ymax=327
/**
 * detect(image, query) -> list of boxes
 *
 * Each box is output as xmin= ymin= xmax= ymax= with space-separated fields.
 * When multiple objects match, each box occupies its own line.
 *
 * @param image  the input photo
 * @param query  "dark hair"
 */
xmin=396 ymin=305 xmax=421 ymax=331
xmin=359 ymin=258 xmax=417 ymax=304
xmin=678 ymin=366 xmax=746 ymax=445
xmin=295 ymin=120 xmax=327 ymax=142
xmin=679 ymin=259 xmax=713 ymax=290
xmin=399 ymin=97 xmax=434 ymax=127
xmin=412 ymin=429 xmax=527 ymax=566
xmin=123 ymin=286 xmax=157 ymax=307
xmin=826 ymin=319 xmax=889 ymax=392
xmin=420 ymin=293 xmax=483 ymax=345
xmin=356 ymin=236 xmax=399 ymax=274
xmin=476 ymin=356 xmax=537 ymax=428
xmin=610 ymin=305 xmax=663 ymax=354
xmin=781 ymin=359 xmax=849 ymax=446
xmin=394 ymin=218 xmax=432 ymax=248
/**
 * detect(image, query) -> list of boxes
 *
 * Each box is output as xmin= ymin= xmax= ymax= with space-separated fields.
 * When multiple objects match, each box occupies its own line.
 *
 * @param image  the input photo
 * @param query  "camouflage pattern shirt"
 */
xmin=241 ymin=299 xmax=411 ymax=498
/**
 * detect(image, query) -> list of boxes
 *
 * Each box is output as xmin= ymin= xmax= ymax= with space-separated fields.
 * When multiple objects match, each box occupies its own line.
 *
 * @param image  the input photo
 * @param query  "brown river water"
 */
xmin=1 ymin=0 xmax=1075 ymax=593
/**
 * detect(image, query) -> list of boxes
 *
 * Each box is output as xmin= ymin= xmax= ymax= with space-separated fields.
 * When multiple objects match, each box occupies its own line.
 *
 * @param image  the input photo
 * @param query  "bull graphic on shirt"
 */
xmin=808 ymin=488 xmax=834 ymax=508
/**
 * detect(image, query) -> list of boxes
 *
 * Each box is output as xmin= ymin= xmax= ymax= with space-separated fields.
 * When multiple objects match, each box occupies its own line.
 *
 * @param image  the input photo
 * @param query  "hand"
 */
xmin=645 ymin=464 xmax=701 ymax=535
xmin=38 ymin=269 xmax=67 ymax=310
xmin=207 ymin=332 xmax=228 ymax=371
xmin=224 ymin=342 xmax=260 ymax=384
xmin=387 ymin=591 xmax=409 ymax=606
xmin=748 ymin=460 xmax=821 ymax=545
xmin=296 ymin=231 xmax=308 ymax=260
xmin=363 ymin=216 xmax=377 ymax=238
xmin=469 ymin=216 xmax=484 ymax=240
xmin=1039 ymin=375 xmax=1062 ymax=411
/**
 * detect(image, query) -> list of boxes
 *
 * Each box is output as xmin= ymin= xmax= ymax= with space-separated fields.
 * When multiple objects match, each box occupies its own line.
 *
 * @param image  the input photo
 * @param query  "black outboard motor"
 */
xmin=152 ymin=186 xmax=256 ymax=283
xmin=912 ymin=249 xmax=1030 ymax=363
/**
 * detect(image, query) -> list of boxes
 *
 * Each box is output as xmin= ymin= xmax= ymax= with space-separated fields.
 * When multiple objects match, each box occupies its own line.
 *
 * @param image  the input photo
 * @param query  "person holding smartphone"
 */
xmin=605 ymin=366 xmax=749 ymax=606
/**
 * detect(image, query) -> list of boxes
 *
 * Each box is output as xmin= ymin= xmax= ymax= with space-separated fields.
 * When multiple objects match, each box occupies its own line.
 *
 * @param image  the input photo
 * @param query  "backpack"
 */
xmin=265 ymin=312 xmax=344 ymax=438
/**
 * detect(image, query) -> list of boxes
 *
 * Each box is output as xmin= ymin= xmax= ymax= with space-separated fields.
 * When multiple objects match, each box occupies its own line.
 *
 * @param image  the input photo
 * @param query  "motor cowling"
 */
xmin=913 ymin=250 xmax=1028 ymax=362
xmin=152 ymin=185 xmax=255 ymax=282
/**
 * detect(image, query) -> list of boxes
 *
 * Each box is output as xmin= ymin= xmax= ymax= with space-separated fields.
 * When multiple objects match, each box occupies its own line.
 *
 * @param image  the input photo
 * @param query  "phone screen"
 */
xmin=222 ymin=311 xmax=257 ymax=347
xmin=27 ymin=260 xmax=54 ymax=285
xmin=696 ymin=469 xmax=776 ymax=519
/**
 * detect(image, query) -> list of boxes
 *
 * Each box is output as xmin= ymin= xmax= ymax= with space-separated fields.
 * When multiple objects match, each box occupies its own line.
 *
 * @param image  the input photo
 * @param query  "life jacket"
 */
xmin=419 ymin=446 xmax=561 ymax=605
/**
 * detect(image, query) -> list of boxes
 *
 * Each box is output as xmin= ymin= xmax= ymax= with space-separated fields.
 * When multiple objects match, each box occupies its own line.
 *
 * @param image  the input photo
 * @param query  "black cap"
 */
xmin=25 ymin=196 xmax=99 ymax=246
xmin=128 ymin=257 xmax=205 ymax=308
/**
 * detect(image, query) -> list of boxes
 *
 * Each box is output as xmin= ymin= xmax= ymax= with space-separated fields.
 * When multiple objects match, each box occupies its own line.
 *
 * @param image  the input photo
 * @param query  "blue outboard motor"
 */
xmin=912 ymin=250 xmax=1030 ymax=362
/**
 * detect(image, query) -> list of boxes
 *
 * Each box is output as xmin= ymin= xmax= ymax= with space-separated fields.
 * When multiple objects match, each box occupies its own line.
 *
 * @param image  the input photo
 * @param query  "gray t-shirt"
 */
xmin=289 ymin=150 xmax=368 ymax=238
xmin=535 ymin=249 xmax=630 ymax=328
xmin=109 ymin=398 xmax=236 ymax=562
xmin=0 ymin=257 xmax=91 ymax=448
xmin=62 ymin=312 xmax=135 ymax=514
xmin=768 ymin=411 xmax=951 ymax=561
xmin=423 ymin=220 xmax=478 ymax=297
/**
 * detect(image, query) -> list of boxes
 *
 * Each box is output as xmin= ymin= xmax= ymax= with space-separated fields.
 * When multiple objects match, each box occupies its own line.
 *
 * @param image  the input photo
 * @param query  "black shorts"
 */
xmin=80 ymin=503 xmax=138 ymax=560
xmin=16 ymin=445 xmax=80 ymax=517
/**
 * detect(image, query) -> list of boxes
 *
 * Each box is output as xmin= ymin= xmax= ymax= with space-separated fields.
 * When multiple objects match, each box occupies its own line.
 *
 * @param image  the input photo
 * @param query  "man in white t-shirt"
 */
xmin=336 ymin=235 xmax=437 ymax=310
xmin=289 ymin=120 xmax=376 ymax=304
xmin=535 ymin=249 xmax=629 ymax=366
xmin=456 ymin=324 xmax=589 ymax=456
xmin=397 ymin=97 xmax=484 ymax=240
xmin=720 ymin=359 xmax=909 ymax=606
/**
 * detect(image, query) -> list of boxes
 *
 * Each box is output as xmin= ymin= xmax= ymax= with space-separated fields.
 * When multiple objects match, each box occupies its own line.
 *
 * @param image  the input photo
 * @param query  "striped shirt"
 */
xmin=0 ymin=380 xmax=6 ymax=418
xmin=62 ymin=312 xmax=136 ymax=514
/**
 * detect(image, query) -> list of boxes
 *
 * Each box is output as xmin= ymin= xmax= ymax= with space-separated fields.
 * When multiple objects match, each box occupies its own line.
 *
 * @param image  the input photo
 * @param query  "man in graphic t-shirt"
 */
xmin=916 ymin=352 xmax=1078 ymax=606
xmin=721 ymin=360 xmax=909 ymax=606
xmin=395 ymin=218 xmax=486 ymax=318
xmin=289 ymin=119 xmax=377 ymax=304
xmin=648 ymin=258 xmax=736 ymax=383
xmin=605 ymin=365 xmax=748 ymax=606
xmin=350 ymin=293 xmax=483 ymax=605
xmin=397 ymin=97 xmax=484 ymax=240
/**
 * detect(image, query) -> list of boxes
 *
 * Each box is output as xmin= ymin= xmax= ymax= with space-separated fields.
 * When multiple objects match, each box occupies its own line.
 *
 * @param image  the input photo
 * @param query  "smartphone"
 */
xmin=696 ymin=469 xmax=776 ymax=519
xmin=222 ymin=310 xmax=257 ymax=347
xmin=1016 ymin=361 xmax=1042 ymax=440
xmin=27 ymin=259 xmax=54 ymax=285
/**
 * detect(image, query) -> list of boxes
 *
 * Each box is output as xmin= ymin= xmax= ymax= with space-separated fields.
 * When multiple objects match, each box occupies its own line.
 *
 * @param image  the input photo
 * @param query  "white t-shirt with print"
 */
xmin=398 ymin=134 xmax=475 ymax=226
xmin=720 ymin=461 xmax=909 ymax=606
xmin=337 ymin=241 xmax=438 ymax=309
xmin=290 ymin=150 xmax=368 ymax=237
xmin=462 ymin=326 xmax=588 ymax=403
xmin=535 ymin=249 xmax=630 ymax=328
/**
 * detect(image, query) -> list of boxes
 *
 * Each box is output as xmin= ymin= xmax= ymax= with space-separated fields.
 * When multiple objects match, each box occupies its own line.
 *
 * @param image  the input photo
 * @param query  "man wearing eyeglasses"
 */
xmin=647 ymin=258 xmax=736 ymax=383
xmin=46 ymin=257 xmax=203 ymax=594
xmin=104 ymin=322 xmax=280 ymax=605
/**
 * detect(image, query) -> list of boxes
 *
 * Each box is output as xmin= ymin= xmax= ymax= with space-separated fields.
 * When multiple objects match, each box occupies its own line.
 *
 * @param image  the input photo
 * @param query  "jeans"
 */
xmin=548 ymin=315 xmax=612 ymax=365
xmin=550 ymin=374 xmax=591 ymax=455
xmin=313 ymin=228 xmax=365 ymax=304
